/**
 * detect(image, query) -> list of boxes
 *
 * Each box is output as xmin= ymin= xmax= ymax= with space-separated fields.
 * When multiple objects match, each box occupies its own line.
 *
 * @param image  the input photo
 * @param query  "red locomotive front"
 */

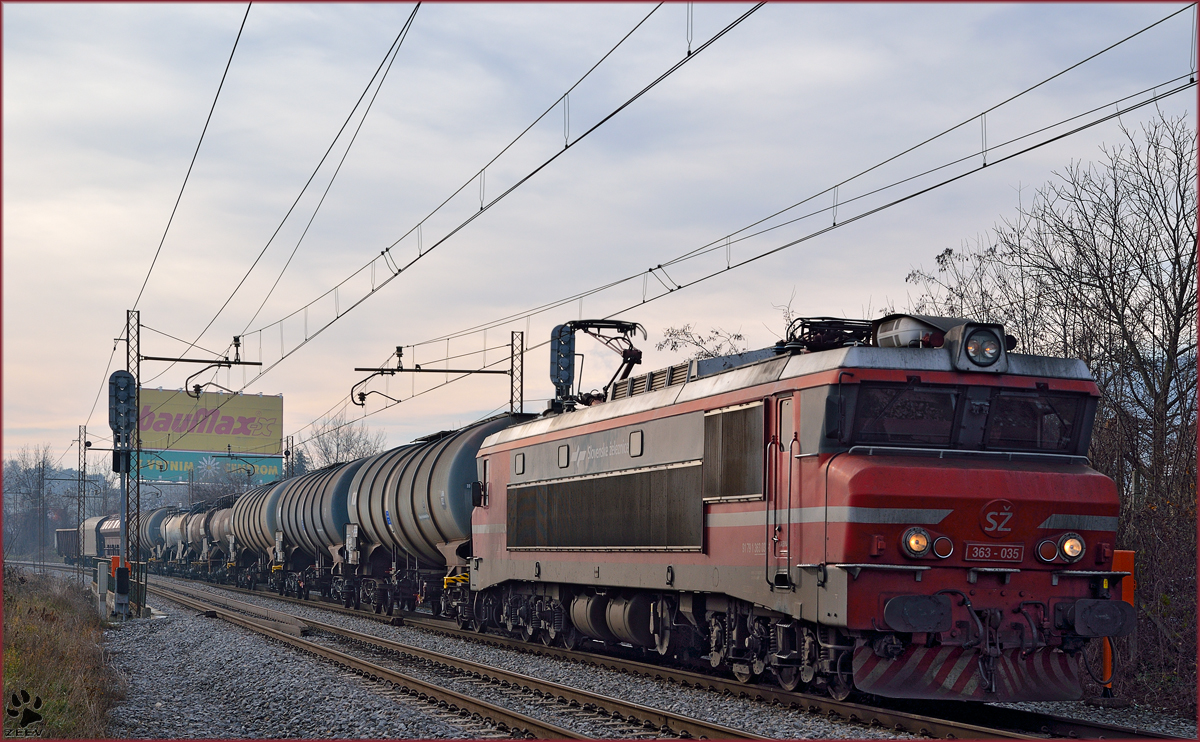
xmin=461 ymin=315 xmax=1134 ymax=703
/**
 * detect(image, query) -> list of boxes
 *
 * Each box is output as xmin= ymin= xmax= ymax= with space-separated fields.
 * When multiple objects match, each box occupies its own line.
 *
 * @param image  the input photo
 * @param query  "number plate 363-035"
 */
xmin=963 ymin=543 xmax=1024 ymax=562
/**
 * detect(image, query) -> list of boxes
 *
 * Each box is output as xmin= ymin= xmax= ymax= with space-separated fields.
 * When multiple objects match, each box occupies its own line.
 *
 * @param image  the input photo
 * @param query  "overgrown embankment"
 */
xmin=3 ymin=566 xmax=123 ymax=738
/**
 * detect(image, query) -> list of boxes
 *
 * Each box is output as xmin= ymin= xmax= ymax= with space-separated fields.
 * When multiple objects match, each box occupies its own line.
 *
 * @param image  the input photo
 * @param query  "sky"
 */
xmin=3 ymin=2 xmax=1196 ymax=468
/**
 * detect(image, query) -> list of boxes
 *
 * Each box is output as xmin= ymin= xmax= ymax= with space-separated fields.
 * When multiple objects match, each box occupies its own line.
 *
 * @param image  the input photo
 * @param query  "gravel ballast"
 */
xmin=150 ymin=579 xmax=917 ymax=739
xmin=142 ymin=577 xmax=1197 ymax=739
xmin=104 ymin=596 xmax=473 ymax=739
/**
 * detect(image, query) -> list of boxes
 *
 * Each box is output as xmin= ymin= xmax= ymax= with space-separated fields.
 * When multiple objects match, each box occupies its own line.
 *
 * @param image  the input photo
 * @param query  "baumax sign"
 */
xmin=138 ymin=389 xmax=282 ymax=456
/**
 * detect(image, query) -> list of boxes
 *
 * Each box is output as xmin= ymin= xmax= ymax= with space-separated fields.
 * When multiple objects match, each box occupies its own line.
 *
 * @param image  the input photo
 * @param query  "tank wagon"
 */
xmin=141 ymin=415 xmax=530 ymax=613
xmin=130 ymin=312 xmax=1135 ymax=704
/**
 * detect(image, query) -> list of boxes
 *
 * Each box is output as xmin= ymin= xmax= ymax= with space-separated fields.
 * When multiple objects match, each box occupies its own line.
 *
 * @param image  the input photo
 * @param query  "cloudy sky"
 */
xmin=4 ymin=2 xmax=1195 ymax=466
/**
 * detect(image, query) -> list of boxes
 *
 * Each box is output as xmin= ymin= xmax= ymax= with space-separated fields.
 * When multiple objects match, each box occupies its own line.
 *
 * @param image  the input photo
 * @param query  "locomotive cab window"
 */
xmin=986 ymin=392 xmax=1082 ymax=451
xmin=847 ymin=381 xmax=1092 ymax=455
xmin=853 ymin=384 xmax=959 ymax=446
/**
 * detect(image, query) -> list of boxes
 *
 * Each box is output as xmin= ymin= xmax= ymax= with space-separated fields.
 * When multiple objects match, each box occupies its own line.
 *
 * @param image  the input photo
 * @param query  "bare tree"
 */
xmin=907 ymin=112 xmax=1197 ymax=712
xmin=3 ymin=444 xmax=57 ymax=559
xmin=656 ymin=324 xmax=748 ymax=359
xmin=302 ymin=411 xmax=388 ymax=469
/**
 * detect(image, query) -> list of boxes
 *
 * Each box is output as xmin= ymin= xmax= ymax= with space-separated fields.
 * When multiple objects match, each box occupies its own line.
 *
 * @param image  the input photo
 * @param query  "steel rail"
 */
xmin=399 ymin=617 xmax=1184 ymax=741
xmin=27 ymin=561 xmax=1189 ymax=740
xmin=401 ymin=617 xmax=1046 ymax=741
xmin=145 ymin=583 xmax=584 ymax=740
xmin=150 ymin=578 xmax=771 ymax=741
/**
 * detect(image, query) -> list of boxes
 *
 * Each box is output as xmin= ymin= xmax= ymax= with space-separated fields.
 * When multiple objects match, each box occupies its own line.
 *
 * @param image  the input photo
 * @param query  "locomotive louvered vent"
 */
xmin=703 ymin=403 xmax=765 ymax=500
xmin=609 ymin=362 xmax=691 ymax=401
xmin=507 ymin=466 xmax=703 ymax=549
xmin=667 ymin=363 xmax=689 ymax=385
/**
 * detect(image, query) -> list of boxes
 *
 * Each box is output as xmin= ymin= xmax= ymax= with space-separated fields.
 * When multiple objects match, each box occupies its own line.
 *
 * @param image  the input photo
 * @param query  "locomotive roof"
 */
xmin=483 ymin=346 xmax=1093 ymax=446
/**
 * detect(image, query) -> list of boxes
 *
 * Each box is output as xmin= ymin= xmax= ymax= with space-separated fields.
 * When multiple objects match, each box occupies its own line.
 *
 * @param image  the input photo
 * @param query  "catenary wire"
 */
xmin=405 ymin=72 xmax=1197 ymax=351
xmin=127 ymin=7 xmax=1185 ymax=450
xmin=83 ymin=335 xmax=122 ymax=429
xmin=238 ymin=3 xmax=421 ymax=335
xmin=658 ymin=2 xmax=1195 ymax=269
xmin=238 ymin=4 xmax=763 ymax=355
xmin=144 ymin=10 xmax=420 ymax=385
xmin=169 ymin=1 xmax=766 ymax=448
xmin=73 ymin=3 xmax=1187 ymax=461
xmin=661 ymin=72 xmax=1199 ymax=270
xmin=142 ymin=325 xmax=227 ymax=358
xmin=286 ymin=79 xmax=1194 ymax=447
xmin=133 ymin=3 xmax=252 ymax=311
xmin=237 ymin=3 xmax=663 ymax=348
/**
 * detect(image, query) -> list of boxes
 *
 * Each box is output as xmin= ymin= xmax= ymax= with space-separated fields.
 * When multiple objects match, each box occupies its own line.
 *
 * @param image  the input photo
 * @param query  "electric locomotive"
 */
xmin=452 ymin=314 xmax=1135 ymax=702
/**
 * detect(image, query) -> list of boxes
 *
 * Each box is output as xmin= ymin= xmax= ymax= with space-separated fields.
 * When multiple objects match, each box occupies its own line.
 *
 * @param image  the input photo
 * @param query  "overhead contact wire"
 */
xmin=132 ymin=3 xmax=252 ymax=311
xmin=295 ymin=78 xmax=1196 ymax=442
xmin=239 ymin=3 xmax=421 ymax=335
xmin=147 ymin=9 xmax=420 ymax=385
xmin=659 ymin=2 xmax=1195 ymax=269
xmin=235 ymin=4 xmax=764 ymax=396
xmin=243 ymin=3 xmax=745 ymax=344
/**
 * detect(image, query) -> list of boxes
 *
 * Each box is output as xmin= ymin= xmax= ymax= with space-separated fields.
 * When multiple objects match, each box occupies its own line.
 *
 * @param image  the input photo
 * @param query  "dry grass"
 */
xmin=2 ymin=566 xmax=123 ymax=738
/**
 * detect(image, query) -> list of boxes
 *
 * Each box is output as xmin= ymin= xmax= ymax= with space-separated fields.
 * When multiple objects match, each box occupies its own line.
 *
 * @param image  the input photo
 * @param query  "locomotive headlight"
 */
xmin=964 ymin=329 xmax=1002 ymax=366
xmin=1059 ymin=533 xmax=1085 ymax=562
xmin=902 ymin=527 xmax=931 ymax=557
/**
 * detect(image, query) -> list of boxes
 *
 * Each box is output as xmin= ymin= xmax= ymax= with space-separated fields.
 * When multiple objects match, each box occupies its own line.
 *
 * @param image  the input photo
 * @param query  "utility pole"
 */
xmin=511 ymin=331 xmax=524 ymax=414
xmin=77 ymin=425 xmax=86 ymax=582
xmin=285 ymin=435 xmax=295 ymax=478
xmin=108 ymin=309 xmax=141 ymax=618
xmin=38 ymin=455 xmax=45 ymax=573
xmin=127 ymin=309 xmax=143 ymax=618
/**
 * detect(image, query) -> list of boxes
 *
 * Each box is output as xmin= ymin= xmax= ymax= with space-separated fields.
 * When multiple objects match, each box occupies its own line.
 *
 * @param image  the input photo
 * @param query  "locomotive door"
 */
xmin=768 ymin=394 xmax=797 ymax=587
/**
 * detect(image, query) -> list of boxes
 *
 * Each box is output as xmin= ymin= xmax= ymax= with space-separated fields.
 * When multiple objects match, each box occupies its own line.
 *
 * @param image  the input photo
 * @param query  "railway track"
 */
xmin=23 ymin=560 xmax=1189 ymax=740
xmin=147 ymin=579 xmax=769 ymax=740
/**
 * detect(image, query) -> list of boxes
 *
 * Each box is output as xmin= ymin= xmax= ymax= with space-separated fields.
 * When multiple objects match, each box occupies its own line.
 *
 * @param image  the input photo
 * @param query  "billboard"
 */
xmin=137 ymin=450 xmax=283 ymax=485
xmin=138 ymin=389 xmax=282 ymax=456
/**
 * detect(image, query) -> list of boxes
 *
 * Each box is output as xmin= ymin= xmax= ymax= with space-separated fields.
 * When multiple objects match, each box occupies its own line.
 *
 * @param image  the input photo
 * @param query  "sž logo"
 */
xmin=979 ymin=499 xmax=1015 ymax=539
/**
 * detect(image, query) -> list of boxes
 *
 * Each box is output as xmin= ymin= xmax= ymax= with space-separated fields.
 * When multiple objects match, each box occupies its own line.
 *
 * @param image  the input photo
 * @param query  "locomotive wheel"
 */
xmin=828 ymin=653 xmax=854 ymax=701
xmin=540 ymin=628 xmax=556 ymax=646
xmin=560 ymin=627 xmax=582 ymax=650
xmin=829 ymin=677 xmax=853 ymax=701
xmin=776 ymin=666 xmax=802 ymax=692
